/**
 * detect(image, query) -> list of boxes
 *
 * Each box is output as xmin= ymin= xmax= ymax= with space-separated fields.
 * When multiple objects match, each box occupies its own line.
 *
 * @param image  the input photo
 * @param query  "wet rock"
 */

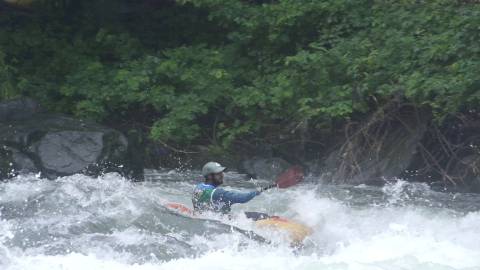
xmin=30 ymin=131 xmax=105 ymax=174
xmin=241 ymin=157 xmax=291 ymax=180
xmin=0 ymin=97 xmax=43 ymax=122
xmin=0 ymin=98 xmax=142 ymax=180
xmin=11 ymin=150 xmax=38 ymax=174
xmin=0 ymin=147 xmax=14 ymax=179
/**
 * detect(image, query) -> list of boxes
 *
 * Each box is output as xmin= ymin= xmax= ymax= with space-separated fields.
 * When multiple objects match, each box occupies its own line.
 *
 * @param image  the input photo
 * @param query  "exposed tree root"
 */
xmin=330 ymin=97 xmax=480 ymax=190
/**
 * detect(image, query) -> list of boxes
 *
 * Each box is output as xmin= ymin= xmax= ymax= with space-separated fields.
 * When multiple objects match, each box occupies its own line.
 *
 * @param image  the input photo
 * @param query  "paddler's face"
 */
xmin=212 ymin=172 xmax=224 ymax=186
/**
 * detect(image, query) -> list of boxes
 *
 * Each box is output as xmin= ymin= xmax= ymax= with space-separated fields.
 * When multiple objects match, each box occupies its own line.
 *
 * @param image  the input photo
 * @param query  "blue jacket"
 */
xmin=192 ymin=183 xmax=260 ymax=214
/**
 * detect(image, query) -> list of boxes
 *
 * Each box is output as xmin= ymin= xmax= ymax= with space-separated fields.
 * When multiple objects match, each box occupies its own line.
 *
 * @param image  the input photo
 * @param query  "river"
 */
xmin=1 ymin=170 xmax=479 ymax=270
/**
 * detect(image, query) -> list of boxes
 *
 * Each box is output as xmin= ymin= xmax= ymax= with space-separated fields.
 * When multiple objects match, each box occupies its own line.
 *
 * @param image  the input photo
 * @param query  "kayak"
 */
xmin=164 ymin=202 xmax=312 ymax=244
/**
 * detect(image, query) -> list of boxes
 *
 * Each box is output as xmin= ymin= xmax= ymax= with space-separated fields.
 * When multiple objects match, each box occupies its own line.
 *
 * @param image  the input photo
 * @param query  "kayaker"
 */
xmin=192 ymin=161 xmax=262 ymax=214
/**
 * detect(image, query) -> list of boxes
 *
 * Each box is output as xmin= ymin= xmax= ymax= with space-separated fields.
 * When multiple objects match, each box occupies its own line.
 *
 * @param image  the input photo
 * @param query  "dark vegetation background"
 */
xmin=1 ymin=0 xmax=480 ymax=190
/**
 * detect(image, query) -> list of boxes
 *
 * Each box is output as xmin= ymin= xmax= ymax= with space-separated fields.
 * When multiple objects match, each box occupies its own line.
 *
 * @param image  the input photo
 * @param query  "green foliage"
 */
xmin=0 ymin=50 xmax=19 ymax=100
xmin=2 ymin=0 xmax=480 ymax=150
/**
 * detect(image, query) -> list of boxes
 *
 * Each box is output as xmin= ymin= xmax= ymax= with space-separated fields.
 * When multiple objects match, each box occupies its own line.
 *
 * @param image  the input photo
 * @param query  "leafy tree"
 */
xmin=1 ymin=0 xmax=480 ymax=154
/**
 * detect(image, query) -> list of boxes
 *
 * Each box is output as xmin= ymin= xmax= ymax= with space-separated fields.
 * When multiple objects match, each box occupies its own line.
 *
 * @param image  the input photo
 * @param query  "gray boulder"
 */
xmin=0 ymin=97 xmax=43 ymax=122
xmin=11 ymin=148 xmax=37 ymax=173
xmin=242 ymin=157 xmax=291 ymax=180
xmin=31 ymin=131 xmax=105 ymax=174
xmin=0 ymin=99 xmax=141 ymax=180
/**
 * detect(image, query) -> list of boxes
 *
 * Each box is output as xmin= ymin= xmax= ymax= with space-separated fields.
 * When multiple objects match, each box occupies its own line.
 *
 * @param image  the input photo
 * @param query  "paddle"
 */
xmin=260 ymin=165 xmax=304 ymax=192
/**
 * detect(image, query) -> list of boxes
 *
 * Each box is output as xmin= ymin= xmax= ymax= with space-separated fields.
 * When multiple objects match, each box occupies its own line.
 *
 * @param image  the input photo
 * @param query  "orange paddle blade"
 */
xmin=276 ymin=165 xmax=304 ymax=188
xmin=165 ymin=202 xmax=194 ymax=216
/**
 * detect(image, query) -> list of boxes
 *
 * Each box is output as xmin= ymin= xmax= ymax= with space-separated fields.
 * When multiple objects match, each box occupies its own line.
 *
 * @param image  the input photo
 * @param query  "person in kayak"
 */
xmin=192 ymin=161 xmax=261 ymax=214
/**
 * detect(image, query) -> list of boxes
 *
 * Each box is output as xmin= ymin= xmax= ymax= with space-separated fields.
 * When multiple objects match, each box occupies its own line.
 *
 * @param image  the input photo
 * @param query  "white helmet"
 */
xmin=202 ymin=162 xmax=226 ymax=177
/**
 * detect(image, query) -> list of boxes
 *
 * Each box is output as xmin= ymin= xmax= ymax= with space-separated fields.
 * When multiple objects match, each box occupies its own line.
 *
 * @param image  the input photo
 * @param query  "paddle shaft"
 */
xmin=260 ymin=183 xmax=277 ymax=192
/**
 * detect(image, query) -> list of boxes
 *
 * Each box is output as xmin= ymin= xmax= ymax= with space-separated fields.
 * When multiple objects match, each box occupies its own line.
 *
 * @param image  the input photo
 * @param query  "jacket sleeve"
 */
xmin=212 ymin=188 xmax=260 ymax=205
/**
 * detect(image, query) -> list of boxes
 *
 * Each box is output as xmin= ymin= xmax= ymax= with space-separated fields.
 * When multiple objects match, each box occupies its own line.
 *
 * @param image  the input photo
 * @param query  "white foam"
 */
xmin=2 ymin=174 xmax=480 ymax=270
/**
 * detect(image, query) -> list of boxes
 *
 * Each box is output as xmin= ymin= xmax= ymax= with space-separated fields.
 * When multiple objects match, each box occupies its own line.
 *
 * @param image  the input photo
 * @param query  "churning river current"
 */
xmin=1 ymin=170 xmax=480 ymax=270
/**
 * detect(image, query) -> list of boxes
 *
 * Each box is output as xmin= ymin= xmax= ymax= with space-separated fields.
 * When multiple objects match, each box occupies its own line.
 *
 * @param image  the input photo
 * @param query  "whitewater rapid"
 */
xmin=1 ymin=171 xmax=480 ymax=270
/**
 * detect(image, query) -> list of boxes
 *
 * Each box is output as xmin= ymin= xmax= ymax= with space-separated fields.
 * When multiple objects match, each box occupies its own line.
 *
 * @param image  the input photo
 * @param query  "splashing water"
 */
xmin=1 ymin=172 xmax=480 ymax=270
